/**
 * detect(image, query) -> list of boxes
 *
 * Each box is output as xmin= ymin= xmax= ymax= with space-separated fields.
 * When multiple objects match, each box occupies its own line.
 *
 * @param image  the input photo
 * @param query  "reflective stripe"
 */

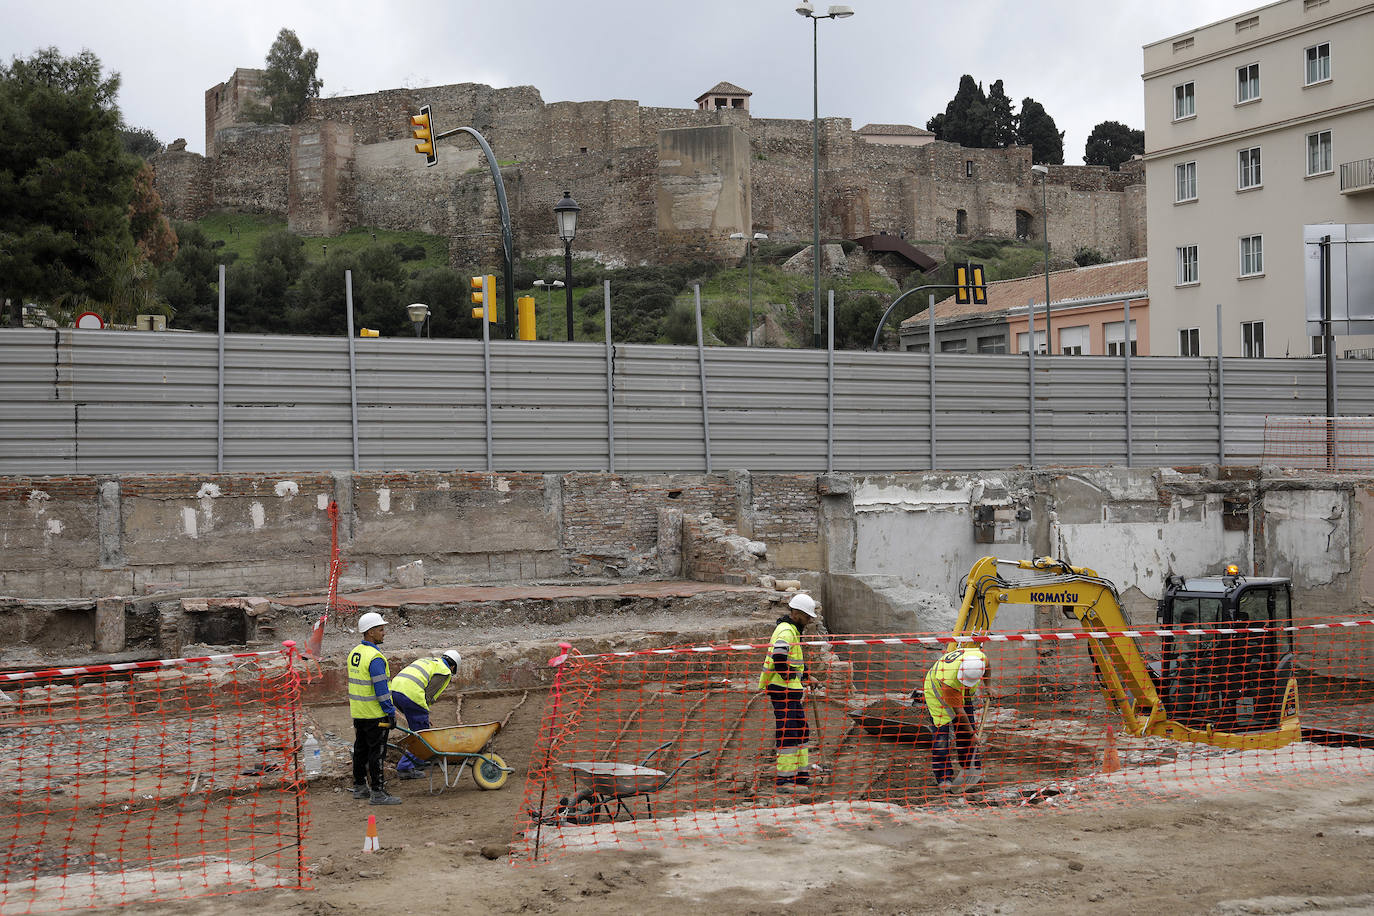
xmin=759 ymin=621 xmax=805 ymax=689
xmin=392 ymin=657 xmax=451 ymax=709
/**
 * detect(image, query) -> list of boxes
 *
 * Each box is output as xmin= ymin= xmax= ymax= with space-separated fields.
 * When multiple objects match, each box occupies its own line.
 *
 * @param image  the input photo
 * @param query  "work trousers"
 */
xmin=766 ymin=685 xmax=810 ymax=785
xmin=930 ymin=702 xmax=981 ymax=784
xmin=393 ymin=694 xmax=430 ymax=772
xmin=352 ymin=716 xmax=390 ymax=791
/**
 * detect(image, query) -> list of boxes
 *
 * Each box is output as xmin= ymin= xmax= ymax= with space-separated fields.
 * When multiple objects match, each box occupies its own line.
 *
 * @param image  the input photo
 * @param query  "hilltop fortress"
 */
xmin=151 ymin=69 xmax=1145 ymax=268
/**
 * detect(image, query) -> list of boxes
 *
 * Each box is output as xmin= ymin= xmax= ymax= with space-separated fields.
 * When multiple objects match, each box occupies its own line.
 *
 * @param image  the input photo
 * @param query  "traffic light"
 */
xmin=471 ymin=275 xmax=497 ymax=321
xmin=954 ymin=262 xmax=988 ymax=305
xmin=517 ymin=295 xmax=536 ymax=340
xmin=411 ymin=105 xmax=437 ymax=167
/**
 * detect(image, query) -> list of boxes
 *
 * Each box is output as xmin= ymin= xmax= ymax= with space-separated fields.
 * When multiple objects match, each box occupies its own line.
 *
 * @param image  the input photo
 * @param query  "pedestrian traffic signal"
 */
xmin=411 ymin=105 xmax=437 ymax=167
xmin=471 ymin=275 xmax=497 ymax=321
xmin=954 ymin=262 xmax=988 ymax=306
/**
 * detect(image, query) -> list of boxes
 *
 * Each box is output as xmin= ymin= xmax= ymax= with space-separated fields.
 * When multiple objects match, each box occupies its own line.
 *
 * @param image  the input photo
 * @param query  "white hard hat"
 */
xmin=358 ymin=611 xmax=388 ymax=634
xmin=442 ymin=649 xmax=462 ymax=670
xmin=788 ymin=593 xmax=819 ymax=618
xmin=957 ymin=652 xmax=987 ymax=688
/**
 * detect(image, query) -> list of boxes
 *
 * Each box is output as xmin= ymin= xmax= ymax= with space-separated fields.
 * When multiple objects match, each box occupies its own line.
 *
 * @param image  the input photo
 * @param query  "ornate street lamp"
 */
xmin=554 ymin=191 xmax=581 ymax=341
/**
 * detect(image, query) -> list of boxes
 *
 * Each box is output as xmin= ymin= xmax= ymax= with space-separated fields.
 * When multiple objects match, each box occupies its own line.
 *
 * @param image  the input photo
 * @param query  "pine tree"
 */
xmin=1016 ymin=97 xmax=1065 ymax=165
xmin=1084 ymin=120 xmax=1145 ymax=170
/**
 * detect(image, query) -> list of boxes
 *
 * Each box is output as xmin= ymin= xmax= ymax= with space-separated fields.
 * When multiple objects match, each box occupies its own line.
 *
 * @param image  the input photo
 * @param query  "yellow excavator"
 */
xmin=950 ymin=556 xmax=1301 ymax=749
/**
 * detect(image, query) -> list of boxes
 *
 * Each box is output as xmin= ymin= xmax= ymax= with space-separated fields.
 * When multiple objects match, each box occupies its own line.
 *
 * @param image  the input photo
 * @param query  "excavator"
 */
xmin=949 ymin=556 xmax=1301 ymax=749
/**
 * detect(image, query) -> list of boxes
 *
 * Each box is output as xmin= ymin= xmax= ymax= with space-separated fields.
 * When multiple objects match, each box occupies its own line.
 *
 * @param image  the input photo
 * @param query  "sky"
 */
xmin=2 ymin=0 xmax=1251 ymax=164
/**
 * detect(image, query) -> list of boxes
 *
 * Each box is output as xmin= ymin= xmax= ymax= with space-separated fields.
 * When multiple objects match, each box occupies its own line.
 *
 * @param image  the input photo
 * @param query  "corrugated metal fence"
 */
xmin=3 ymin=327 xmax=1372 ymax=475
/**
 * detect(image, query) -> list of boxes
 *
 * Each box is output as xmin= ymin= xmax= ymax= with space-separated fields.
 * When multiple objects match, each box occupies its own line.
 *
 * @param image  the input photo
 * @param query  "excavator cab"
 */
xmin=1156 ymin=571 xmax=1294 ymax=733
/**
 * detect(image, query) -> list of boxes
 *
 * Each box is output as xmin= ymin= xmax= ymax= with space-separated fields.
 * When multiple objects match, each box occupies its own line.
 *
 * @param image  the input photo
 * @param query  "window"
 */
xmin=940 ymin=339 xmax=968 ymax=353
xmin=911 ymin=342 xmax=930 ymax=353
xmin=1305 ymin=42 xmax=1331 ymax=84
xmin=1173 ymin=36 xmax=1194 ymax=52
xmin=1306 ymin=129 xmax=1333 ymax=175
xmin=1017 ymin=330 xmax=1047 ymax=354
xmin=1238 ymin=147 xmax=1262 ymax=189
xmin=1235 ymin=15 xmax=1259 ymax=33
xmin=1237 ymin=63 xmax=1261 ymax=103
xmin=956 ymin=209 xmax=968 ymax=235
xmin=1179 ymin=328 xmax=1200 ymax=357
xmin=1177 ymin=245 xmax=1199 ymax=285
xmin=1106 ymin=320 xmax=1138 ymax=356
xmin=1059 ymin=325 xmax=1090 ymax=356
xmin=1312 ymin=335 xmax=1326 ymax=357
xmin=1242 ymin=321 xmax=1265 ymax=357
xmin=1174 ymin=82 xmax=1195 ymax=120
xmin=977 ymin=335 xmax=1007 ymax=354
xmin=1304 ymin=0 xmax=1329 ymax=11
xmin=965 ymin=160 xmax=974 ymax=178
xmin=1240 ymin=235 xmax=1264 ymax=276
xmin=1176 ymin=161 xmax=1197 ymax=201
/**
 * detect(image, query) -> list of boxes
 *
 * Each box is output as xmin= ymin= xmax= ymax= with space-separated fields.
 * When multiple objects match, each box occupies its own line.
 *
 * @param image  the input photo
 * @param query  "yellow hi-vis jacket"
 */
xmin=923 ymin=646 xmax=983 ymax=727
xmin=347 ymin=642 xmax=390 ymax=719
xmin=392 ymin=656 xmax=452 ymax=710
xmin=759 ymin=619 xmax=805 ymax=689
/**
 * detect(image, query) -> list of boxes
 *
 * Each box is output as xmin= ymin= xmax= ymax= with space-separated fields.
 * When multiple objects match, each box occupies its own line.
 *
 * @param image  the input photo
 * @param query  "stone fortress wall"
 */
xmin=156 ymin=69 xmax=1146 ymax=269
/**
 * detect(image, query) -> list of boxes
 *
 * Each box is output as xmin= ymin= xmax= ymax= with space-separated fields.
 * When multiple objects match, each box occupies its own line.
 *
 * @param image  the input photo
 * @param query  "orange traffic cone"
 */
xmin=1102 ymin=725 xmax=1121 ymax=774
xmin=363 ymin=813 xmax=380 ymax=852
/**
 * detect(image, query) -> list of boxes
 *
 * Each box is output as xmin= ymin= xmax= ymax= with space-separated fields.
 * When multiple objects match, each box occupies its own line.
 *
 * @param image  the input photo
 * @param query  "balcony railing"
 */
xmin=1340 ymin=157 xmax=1374 ymax=195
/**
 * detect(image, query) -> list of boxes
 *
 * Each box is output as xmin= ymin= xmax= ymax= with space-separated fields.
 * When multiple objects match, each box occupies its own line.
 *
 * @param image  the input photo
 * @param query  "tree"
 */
xmin=120 ymin=125 xmax=162 ymax=159
xmin=982 ymin=80 xmax=1017 ymax=148
xmin=129 ymin=162 xmax=178 ymax=266
xmin=934 ymin=75 xmax=989 ymax=149
xmin=1016 ymin=97 xmax=1064 ymax=165
xmin=253 ymin=29 xmax=322 ymax=124
xmin=0 ymin=48 xmax=142 ymax=325
xmin=1084 ymin=120 xmax=1144 ymax=171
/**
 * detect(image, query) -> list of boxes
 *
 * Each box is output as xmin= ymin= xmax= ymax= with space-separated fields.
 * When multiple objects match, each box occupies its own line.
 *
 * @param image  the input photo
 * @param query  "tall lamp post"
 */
xmin=796 ymin=2 xmax=855 ymax=349
xmin=554 ymin=191 xmax=581 ymax=341
xmin=1031 ymin=164 xmax=1052 ymax=352
xmin=406 ymin=303 xmax=430 ymax=338
xmin=729 ymin=231 xmax=768 ymax=346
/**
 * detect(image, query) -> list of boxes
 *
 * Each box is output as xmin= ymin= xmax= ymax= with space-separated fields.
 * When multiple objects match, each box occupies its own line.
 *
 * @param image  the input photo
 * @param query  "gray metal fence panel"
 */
xmin=1223 ymin=358 xmax=1329 ymax=463
xmin=488 ymin=341 xmax=612 ymax=472
xmin=613 ymin=344 xmax=711 ymax=473
xmin=832 ymin=350 xmax=931 ymax=473
xmin=703 ymin=347 xmax=830 ymax=473
xmin=1129 ymin=357 xmax=1220 ymax=465
xmin=935 ymin=354 xmax=1032 ymax=470
xmin=1035 ymin=357 xmax=1129 ymax=467
xmin=0 ymin=331 xmax=76 ymax=473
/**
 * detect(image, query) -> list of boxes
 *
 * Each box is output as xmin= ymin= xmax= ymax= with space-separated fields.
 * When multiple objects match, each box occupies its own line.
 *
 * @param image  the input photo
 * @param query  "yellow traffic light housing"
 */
xmin=471 ymin=275 xmax=497 ymax=321
xmin=359 ymin=328 xmax=380 ymax=337
xmin=517 ymin=295 xmax=536 ymax=340
xmin=970 ymin=262 xmax=988 ymax=305
xmin=955 ymin=263 xmax=971 ymax=305
xmin=411 ymin=105 xmax=437 ymax=167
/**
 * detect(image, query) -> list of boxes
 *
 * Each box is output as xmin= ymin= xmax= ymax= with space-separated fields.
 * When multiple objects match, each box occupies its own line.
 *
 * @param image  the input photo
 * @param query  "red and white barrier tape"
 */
xmin=0 ymin=643 xmax=295 ymax=683
xmin=558 ymin=619 xmax=1374 ymax=662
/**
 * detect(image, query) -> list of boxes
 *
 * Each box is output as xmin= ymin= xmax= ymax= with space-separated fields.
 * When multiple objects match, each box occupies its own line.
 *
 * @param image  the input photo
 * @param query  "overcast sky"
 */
xmin=3 ymin=0 xmax=1250 ymax=164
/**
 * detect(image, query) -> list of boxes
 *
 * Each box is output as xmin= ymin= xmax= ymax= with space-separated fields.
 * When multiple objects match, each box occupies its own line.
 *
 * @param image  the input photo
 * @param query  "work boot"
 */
xmin=397 ymin=768 xmax=425 ymax=780
xmin=960 ymin=767 xmax=985 ymax=789
xmin=351 ymin=783 xmax=371 ymax=800
xmin=369 ymin=789 xmax=402 ymax=806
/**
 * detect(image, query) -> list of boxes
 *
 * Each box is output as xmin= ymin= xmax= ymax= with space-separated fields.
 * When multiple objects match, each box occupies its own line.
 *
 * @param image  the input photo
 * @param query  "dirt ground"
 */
xmin=86 ymin=689 xmax=1374 ymax=916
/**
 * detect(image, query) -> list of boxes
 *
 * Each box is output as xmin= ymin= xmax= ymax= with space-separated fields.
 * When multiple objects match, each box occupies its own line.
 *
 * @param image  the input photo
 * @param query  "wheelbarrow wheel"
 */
xmin=473 ymin=753 xmax=510 ymax=790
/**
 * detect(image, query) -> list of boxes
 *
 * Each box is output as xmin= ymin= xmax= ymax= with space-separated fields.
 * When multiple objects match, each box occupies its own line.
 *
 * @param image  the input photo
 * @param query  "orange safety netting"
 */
xmin=0 ymin=644 xmax=311 ymax=912
xmin=513 ymin=618 xmax=1374 ymax=864
xmin=1262 ymin=415 xmax=1374 ymax=470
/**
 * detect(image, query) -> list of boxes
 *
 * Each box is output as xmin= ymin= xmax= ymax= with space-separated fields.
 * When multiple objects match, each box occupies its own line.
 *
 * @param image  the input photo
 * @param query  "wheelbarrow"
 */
xmin=557 ymin=741 xmax=708 ymax=823
xmin=387 ymin=722 xmax=513 ymax=794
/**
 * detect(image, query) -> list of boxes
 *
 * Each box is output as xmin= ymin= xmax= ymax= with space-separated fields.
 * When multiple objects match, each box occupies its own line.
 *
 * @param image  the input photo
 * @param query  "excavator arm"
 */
xmin=950 ymin=556 xmax=1299 ymax=750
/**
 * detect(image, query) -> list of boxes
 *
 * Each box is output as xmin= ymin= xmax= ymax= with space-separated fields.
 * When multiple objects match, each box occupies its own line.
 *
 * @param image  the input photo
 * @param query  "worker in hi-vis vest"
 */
xmin=348 ymin=612 xmax=402 ymax=806
xmin=921 ymin=644 xmax=990 ymax=792
xmin=759 ymin=593 xmax=821 ymax=793
xmin=393 ymin=649 xmax=462 ymax=778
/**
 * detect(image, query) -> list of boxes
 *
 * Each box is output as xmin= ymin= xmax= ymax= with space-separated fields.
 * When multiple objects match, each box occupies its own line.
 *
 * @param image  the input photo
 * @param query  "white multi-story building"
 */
xmin=1143 ymin=0 xmax=1374 ymax=359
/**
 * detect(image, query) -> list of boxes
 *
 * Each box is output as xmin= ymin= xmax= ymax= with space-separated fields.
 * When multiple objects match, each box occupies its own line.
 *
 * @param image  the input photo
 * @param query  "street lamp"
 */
xmin=406 ymin=303 xmax=430 ymax=338
xmin=796 ymin=1 xmax=855 ymax=349
xmin=553 ymin=191 xmax=581 ymax=341
xmin=729 ymin=231 xmax=769 ymax=346
xmin=533 ymin=279 xmax=565 ymax=335
xmin=1031 ymin=163 xmax=1052 ymax=352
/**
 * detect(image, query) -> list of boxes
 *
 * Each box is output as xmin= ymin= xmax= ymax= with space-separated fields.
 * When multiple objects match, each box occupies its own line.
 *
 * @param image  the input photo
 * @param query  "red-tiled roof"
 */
xmin=857 ymin=123 xmax=934 ymax=137
xmin=695 ymin=81 xmax=752 ymax=101
xmin=901 ymin=258 xmax=1148 ymax=326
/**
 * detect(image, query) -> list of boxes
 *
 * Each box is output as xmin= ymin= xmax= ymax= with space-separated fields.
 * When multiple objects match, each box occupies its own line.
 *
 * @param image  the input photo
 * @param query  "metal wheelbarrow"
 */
xmin=557 ymin=741 xmax=708 ymax=823
xmin=387 ymin=722 xmax=513 ymax=794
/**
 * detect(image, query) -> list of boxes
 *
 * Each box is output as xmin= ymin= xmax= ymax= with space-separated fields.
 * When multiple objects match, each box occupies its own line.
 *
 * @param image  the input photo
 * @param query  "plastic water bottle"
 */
xmin=303 ymin=734 xmax=323 ymax=778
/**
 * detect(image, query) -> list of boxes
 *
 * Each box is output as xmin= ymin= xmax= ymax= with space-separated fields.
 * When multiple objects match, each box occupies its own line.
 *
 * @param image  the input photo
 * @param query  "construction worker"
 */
xmin=348 ymin=612 xmax=402 ymax=806
xmin=759 ymin=593 xmax=821 ymax=794
xmin=393 ymin=649 xmax=462 ymax=779
xmin=921 ymin=644 xmax=989 ymax=792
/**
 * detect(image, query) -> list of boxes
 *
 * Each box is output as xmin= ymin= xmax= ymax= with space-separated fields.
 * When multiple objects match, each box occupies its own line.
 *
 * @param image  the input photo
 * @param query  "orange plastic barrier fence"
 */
xmin=0 ymin=644 xmax=311 ymax=912
xmin=1262 ymin=415 xmax=1374 ymax=470
xmin=514 ymin=618 xmax=1374 ymax=863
